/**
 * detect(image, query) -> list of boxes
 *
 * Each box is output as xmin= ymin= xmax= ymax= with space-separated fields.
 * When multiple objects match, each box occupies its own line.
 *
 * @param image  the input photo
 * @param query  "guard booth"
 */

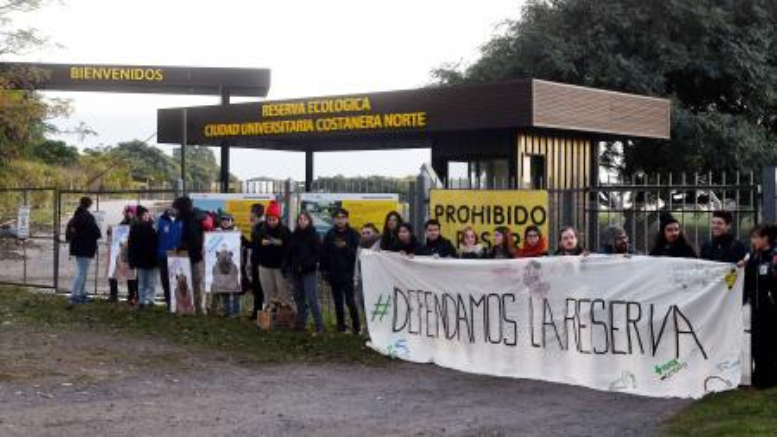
xmin=156 ymin=79 xmax=670 ymax=192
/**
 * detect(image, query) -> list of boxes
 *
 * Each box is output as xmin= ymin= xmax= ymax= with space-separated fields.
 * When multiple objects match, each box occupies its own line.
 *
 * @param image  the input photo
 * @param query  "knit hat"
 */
xmin=265 ymin=200 xmax=281 ymax=219
xmin=602 ymin=225 xmax=627 ymax=246
xmin=333 ymin=207 xmax=349 ymax=218
xmin=123 ymin=205 xmax=137 ymax=216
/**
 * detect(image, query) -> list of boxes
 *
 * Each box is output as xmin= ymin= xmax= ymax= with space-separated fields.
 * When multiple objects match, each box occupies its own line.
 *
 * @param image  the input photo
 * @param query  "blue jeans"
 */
xmin=291 ymin=272 xmax=323 ymax=332
xmin=70 ymin=257 xmax=92 ymax=303
xmin=219 ymin=293 xmax=241 ymax=317
xmin=137 ymin=268 xmax=158 ymax=306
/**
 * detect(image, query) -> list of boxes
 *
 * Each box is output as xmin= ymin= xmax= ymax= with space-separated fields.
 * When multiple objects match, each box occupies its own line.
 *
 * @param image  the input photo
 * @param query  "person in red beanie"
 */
xmin=254 ymin=200 xmax=293 ymax=311
xmin=517 ymin=225 xmax=548 ymax=258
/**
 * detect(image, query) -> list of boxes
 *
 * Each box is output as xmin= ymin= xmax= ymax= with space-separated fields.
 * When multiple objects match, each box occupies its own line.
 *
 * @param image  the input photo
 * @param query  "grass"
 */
xmin=661 ymin=387 xmax=777 ymax=436
xmin=0 ymin=286 xmax=388 ymax=366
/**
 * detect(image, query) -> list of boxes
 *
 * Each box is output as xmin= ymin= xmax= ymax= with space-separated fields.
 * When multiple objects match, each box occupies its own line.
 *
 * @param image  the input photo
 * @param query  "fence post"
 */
xmin=53 ymin=188 xmax=61 ymax=292
xmin=763 ymin=166 xmax=776 ymax=222
xmin=413 ymin=173 xmax=427 ymax=239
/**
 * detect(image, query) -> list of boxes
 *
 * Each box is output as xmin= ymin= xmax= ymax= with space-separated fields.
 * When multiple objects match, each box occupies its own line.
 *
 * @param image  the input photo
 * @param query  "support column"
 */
xmin=220 ymin=88 xmax=231 ymax=193
xmin=179 ymin=108 xmax=188 ymax=195
xmin=305 ymin=150 xmax=314 ymax=192
xmin=763 ymin=166 xmax=776 ymax=222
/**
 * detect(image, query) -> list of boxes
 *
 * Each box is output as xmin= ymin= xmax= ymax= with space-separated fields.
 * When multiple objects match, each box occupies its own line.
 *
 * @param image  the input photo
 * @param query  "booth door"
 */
xmin=447 ymin=159 xmax=510 ymax=189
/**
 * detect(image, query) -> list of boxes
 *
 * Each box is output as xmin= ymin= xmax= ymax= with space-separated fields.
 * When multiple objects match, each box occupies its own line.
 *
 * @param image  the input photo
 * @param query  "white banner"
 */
xmin=360 ymin=252 xmax=744 ymax=399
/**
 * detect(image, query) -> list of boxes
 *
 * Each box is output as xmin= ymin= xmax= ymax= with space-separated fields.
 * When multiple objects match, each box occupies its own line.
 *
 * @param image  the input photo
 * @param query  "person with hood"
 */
xmin=517 ymin=225 xmax=548 ymax=258
xmin=379 ymin=211 xmax=403 ymax=252
xmin=649 ymin=213 xmax=697 ymax=258
xmin=743 ymin=223 xmax=777 ymax=388
xmin=173 ymin=196 xmax=206 ymax=315
xmin=416 ymin=219 xmax=457 ymax=258
xmin=255 ymin=200 xmax=293 ymax=310
xmin=66 ymin=196 xmax=102 ymax=304
xmin=458 ymin=226 xmax=487 ymax=259
xmin=128 ymin=205 xmax=159 ymax=309
xmin=156 ymin=207 xmax=182 ymax=310
xmin=397 ymin=223 xmax=419 ymax=256
xmin=555 ymin=226 xmax=586 ymax=256
xmin=701 ymin=210 xmax=748 ymax=264
xmin=490 ymin=226 xmax=517 ymax=259
xmin=248 ymin=203 xmax=266 ymax=320
xmin=107 ymin=205 xmax=138 ymax=304
xmin=321 ymin=207 xmax=361 ymax=334
xmin=599 ymin=225 xmax=634 ymax=255
xmin=283 ymin=211 xmax=323 ymax=334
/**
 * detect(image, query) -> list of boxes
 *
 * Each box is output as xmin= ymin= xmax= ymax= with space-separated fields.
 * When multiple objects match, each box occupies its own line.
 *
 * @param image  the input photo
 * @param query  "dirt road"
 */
xmin=0 ymin=326 xmax=689 ymax=437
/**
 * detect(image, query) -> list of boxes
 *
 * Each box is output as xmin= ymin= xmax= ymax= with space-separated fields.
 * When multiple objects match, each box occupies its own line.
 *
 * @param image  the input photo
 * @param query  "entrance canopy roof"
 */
xmin=157 ymin=79 xmax=670 ymax=151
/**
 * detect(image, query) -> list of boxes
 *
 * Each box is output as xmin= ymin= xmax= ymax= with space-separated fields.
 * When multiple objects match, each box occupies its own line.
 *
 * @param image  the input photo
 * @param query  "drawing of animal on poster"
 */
xmin=204 ymin=232 xmax=242 ymax=293
xmin=108 ymin=225 xmax=136 ymax=280
xmin=168 ymin=252 xmax=195 ymax=315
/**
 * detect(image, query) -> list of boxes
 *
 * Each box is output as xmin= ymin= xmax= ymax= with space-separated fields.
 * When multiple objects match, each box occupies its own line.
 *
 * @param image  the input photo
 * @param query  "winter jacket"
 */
xmin=178 ymin=210 xmax=205 ymax=264
xmin=128 ymin=220 xmax=159 ymax=270
xmin=398 ymin=238 xmax=419 ymax=255
xmin=250 ymin=220 xmax=264 ymax=265
xmin=283 ymin=226 xmax=320 ymax=276
xmin=380 ymin=231 xmax=402 ymax=252
xmin=255 ymin=222 xmax=291 ymax=269
xmin=649 ymin=241 xmax=697 ymax=259
xmin=554 ymin=246 xmax=585 ymax=256
xmin=156 ymin=213 xmax=182 ymax=260
xmin=67 ymin=207 xmax=102 ymax=258
xmin=490 ymin=246 xmax=515 ymax=259
xmin=518 ymin=238 xmax=549 ymax=258
xmin=416 ymin=236 xmax=457 ymax=258
xmin=321 ymin=225 xmax=361 ymax=283
xmin=744 ymin=248 xmax=777 ymax=306
xmin=700 ymin=234 xmax=748 ymax=264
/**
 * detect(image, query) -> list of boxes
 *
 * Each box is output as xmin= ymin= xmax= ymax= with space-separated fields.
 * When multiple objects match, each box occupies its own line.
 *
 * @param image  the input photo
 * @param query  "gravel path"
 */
xmin=0 ymin=328 xmax=690 ymax=437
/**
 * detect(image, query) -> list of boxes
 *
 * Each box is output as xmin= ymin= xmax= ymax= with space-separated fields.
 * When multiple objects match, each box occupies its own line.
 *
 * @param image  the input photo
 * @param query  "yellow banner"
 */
xmin=429 ymin=190 xmax=549 ymax=248
xmin=341 ymin=200 xmax=399 ymax=231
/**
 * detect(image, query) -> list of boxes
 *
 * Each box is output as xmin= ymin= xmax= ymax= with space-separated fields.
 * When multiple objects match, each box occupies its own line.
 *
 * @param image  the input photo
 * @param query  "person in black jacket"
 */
xmin=283 ymin=212 xmax=323 ymax=333
xmin=128 ymin=205 xmax=159 ymax=309
xmin=255 ymin=200 xmax=292 ymax=310
xmin=248 ymin=203 xmax=266 ymax=320
xmin=649 ymin=213 xmax=697 ymax=259
xmin=417 ymin=219 xmax=457 ymax=258
xmin=321 ymin=208 xmax=361 ymax=333
xmin=743 ymin=223 xmax=777 ymax=389
xmin=397 ymin=223 xmax=419 ymax=255
xmin=66 ymin=196 xmax=102 ymax=304
xmin=700 ymin=210 xmax=748 ymax=264
xmin=173 ymin=196 xmax=206 ymax=315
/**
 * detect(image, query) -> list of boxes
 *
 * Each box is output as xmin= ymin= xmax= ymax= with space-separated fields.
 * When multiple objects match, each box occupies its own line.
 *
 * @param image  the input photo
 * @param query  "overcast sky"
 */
xmin=11 ymin=0 xmax=521 ymax=180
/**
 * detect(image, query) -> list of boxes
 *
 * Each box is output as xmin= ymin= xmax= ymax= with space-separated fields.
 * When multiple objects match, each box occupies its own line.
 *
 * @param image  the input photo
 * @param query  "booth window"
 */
xmin=522 ymin=155 xmax=546 ymax=189
xmin=448 ymin=159 xmax=509 ymax=189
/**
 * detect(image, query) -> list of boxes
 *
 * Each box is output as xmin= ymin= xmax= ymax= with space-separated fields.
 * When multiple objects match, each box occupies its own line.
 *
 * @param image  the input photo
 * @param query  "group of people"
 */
xmin=66 ymin=197 xmax=776 ymax=388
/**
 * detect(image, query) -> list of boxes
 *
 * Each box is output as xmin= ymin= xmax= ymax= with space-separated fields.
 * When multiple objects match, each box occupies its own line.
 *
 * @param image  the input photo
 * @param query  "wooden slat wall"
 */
xmin=517 ymin=133 xmax=592 ymax=189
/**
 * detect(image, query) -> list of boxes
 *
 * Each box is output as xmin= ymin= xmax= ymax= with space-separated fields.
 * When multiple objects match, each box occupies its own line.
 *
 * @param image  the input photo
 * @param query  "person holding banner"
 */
xmin=128 ymin=206 xmax=159 ymax=309
xmin=173 ymin=196 xmax=207 ymax=315
xmin=107 ymin=205 xmax=139 ymax=304
xmin=649 ymin=213 xmax=697 ymax=258
xmin=599 ymin=225 xmax=634 ymax=255
xmin=700 ymin=211 xmax=748 ymax=264
xmin=65 ymin=196 xmax=102 ymax=305
xmin=397 ymin=223 xmax=419 ymax=256
xmin=517 ymin=225 xmax=548 ymax=258
xmin=321 ymin=208 xmax=362 ymax=334
xmin=249 ymin=203 xmax=266 ymax=320
xmin=554 ymin=226 xmax=587 ymax=256
xmin=379 ymin=211 xmax=403 ymax=252
xmin=417 ymin=219 xmax=457 ymax=258
xmin=284 ymin=212 xmax=324 ymax=334
xmin=489 ymin=226 xmax=516 ymax=259
xmin=156 ymin=208 xmax=182 ymax=310
xmin=744 ymin=223 xmax=777 ymax=388
xmin=458 ymin=226 xmax=487 ymax=259
xmin=255 ymin=201 xmax=293 ymax=311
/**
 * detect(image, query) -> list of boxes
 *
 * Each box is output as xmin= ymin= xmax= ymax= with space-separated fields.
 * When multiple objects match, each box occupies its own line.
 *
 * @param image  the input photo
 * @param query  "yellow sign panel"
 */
xmin=299 ymin=193 xmax=399 ymax=235
xmin=340 ymin=200 xmax=399 ymax=231
xmin=191 ymin=193 xmax=276 ymax=241
xmin=429 ymin=190 xmax=549 ymax=248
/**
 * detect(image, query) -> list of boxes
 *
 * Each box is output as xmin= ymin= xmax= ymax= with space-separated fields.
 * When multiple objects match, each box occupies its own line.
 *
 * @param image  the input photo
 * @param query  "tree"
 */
xmin=0 ymin=0 xmax=68 ymax=164
xmin=28 ymin=139 xmax=79 ymax=166
xmin=112 ymin=140 xmax=177 ymax=185
xmin=433 ymin=0 xmax=777 ymax=176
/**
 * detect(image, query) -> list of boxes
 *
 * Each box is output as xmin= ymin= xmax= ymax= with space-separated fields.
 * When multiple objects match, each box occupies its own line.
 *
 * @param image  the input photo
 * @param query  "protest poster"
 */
xmin=298 ymin=193 xmax=400 ymax=235
xmin=429 ymin=189 xmax=549 ymax=248
xmin=360 ymin=251 xmax=744 ymax=399
xmin=204 ymin=231 xmax=242 ymax=294
xmin=16 ymin=206 xmax=30 ymax=239
xmin=107 ymin=225 xmax=135 ymax=280
xmin=167 ymin=251 xmax=195 ymax=315
xmin=191 ymin=193 xmax=276 ymax=240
